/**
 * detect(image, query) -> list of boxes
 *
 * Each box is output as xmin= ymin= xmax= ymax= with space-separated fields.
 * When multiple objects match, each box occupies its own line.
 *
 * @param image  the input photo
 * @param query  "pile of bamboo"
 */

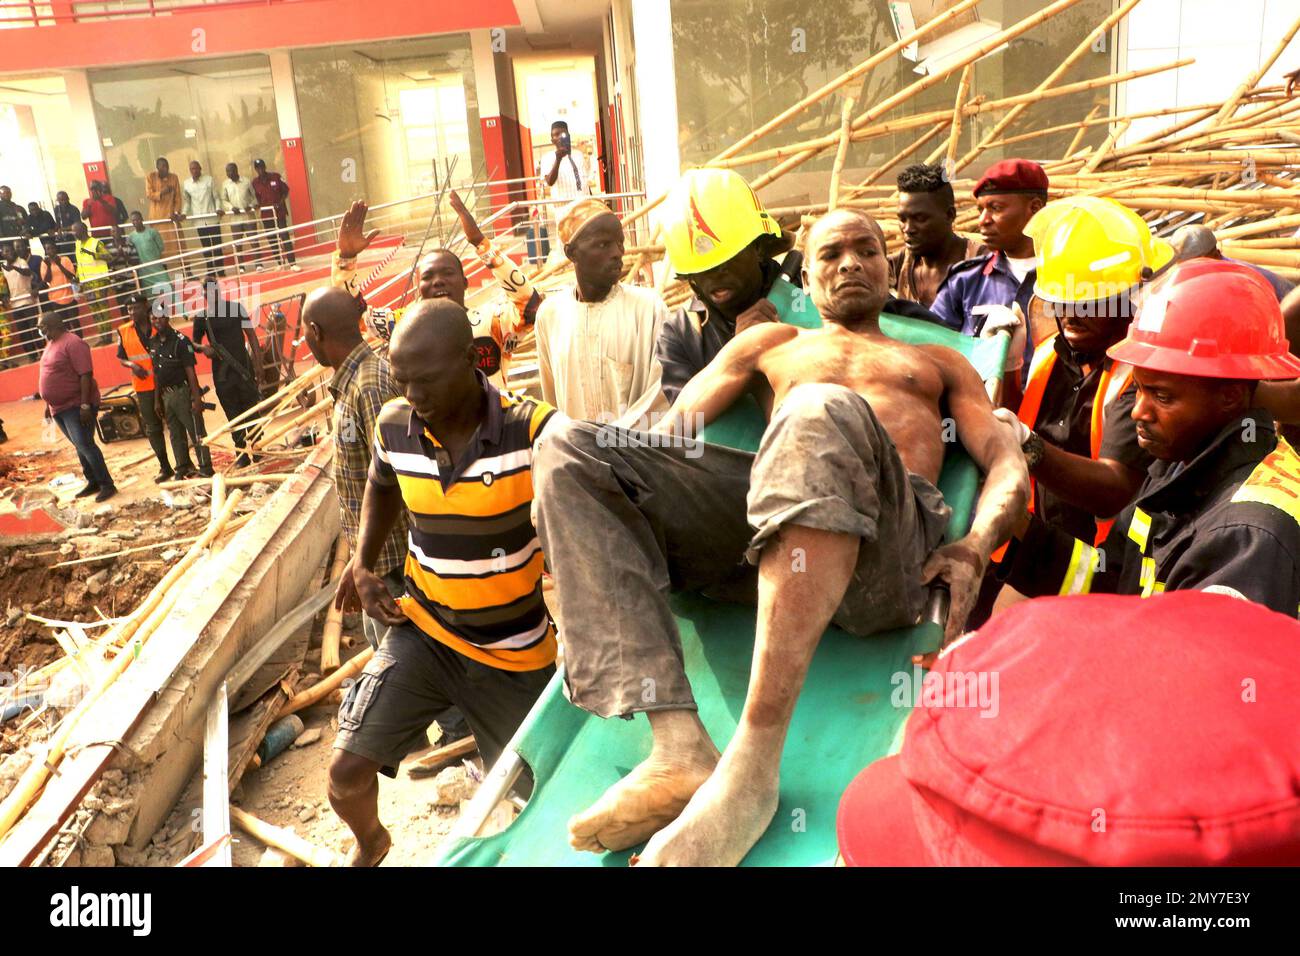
xmin=511 ymin=0 xmax=1300 ymax=303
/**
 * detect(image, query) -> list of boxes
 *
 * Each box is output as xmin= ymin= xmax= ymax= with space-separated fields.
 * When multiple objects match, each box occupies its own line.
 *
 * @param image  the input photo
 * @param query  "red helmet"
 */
xmin=1108 ymin=258 xmax=1300 ymax=379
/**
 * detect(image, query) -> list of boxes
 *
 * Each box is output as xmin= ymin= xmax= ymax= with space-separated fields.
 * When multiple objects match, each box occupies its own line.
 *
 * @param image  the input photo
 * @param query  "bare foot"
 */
xmin=347 ymin=825 xmax=392 ymax=867
xmin=569 ymin=747 xmax=718 ymax=853
xmin=634 ymin=749 xmax=779 ymax=867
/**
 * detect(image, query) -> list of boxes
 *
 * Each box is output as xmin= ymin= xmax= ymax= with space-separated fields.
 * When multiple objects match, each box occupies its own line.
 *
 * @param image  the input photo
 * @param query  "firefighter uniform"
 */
xmin=1002 ymin=413 xmax=1300 ymax=617
xmin=1011 ymin=196 xmax=1176 ymax=544
xmin=115 ymin=317 xmax=171 ymax=475
xmin=1001 ymin=258 xmax=1300 ymax=618
xmin=1017 ymin=336 xmax=1150 ymax=542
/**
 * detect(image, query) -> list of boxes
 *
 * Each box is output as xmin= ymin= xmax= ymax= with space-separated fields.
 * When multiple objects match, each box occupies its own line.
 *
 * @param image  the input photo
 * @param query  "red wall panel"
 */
xmin=0 ymin=1 xmax=521 ymax=74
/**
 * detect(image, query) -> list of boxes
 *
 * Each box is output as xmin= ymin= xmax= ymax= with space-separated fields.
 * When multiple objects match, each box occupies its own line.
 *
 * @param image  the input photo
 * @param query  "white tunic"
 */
xmin=535 ymin=282 xmax=669 ymax=426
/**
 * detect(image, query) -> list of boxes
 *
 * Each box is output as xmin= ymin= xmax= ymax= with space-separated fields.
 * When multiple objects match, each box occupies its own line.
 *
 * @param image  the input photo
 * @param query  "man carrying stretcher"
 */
xmin=533 ymin=209 xmax=1029 ymax=866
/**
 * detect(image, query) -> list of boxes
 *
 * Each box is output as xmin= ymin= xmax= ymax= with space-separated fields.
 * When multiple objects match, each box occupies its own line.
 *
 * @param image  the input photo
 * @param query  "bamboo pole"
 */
xmin=613 ymin=0 xmax=990 ymax=232
xmin=0 ymin=491 xmax=245 ymax=843
xmin=209 ymin=474 xmax=227 ymax=527
xmin=319 ymin=541 xmax=350 ymax=673
xmin=229 ymin=806 xmax=343 ymax=867
xmin=957 ymin=0 xmax=1143 ymax=173
xmin=1145 ymin=150 xmax=1300 ymax=167
xmin=845 ymin=121 xmax=950 ymax=195
xmin=1209 ymin=13 xmax=1300 ymax=128
xmin=280 ymin=648 xmax=374 ymax=717
xmin=1062 ymin=104 xmax=1104 ymax=160
xmin=249 ymin=396 xmax=333 ymax=451
xmin=945 ymin=65 xmax=975 ymax=170
xmin=202 ymin=365 xmax=325 ymax=445
xmin=51 ymin=513 xmax=256 ymax=567
xmin=748 ymin=0 xmax=1110 ymax=190
xmin=714 ymin=0 xmax=986 ymax=164
xmin=1214 ymin=246 xmax=1300 ymax=269
xmin=720 ymin=58 xmax=1192 ymax=171
xmin=1108 ymin=99 xmax=1300 ymax=164
xmin=827 ymin=95 xmax=857 ymax=211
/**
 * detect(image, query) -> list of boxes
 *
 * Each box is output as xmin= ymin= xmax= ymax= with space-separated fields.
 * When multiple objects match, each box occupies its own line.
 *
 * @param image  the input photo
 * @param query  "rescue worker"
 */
xmin=656 ymin=168 xmax=945 ymax=404
xmin=115 ymin=291 xmax=173 ymax=481
xmin=837 ymin=592 xmax=1300 ymax=867
xmin=994 ymin=197 xmax=1174 ymax=547
xmin=930 ymin=158 xmax=1049 ymax=396
xmin=330 ymin=195 xmax=540 ymax=391
xmin=147 ymin=297 xmax=213 ymax=480
xmin=996 ymin=259 xmax=1300 ymax=617
xmin=656 ymin=168 xmax=799 ymax=404
xmin=1169 ymin=224 xmax=1294 ymax=302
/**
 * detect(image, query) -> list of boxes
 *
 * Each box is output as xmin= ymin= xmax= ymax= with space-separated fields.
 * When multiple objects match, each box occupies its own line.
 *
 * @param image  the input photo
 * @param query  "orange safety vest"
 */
xmin=118 ymin=320 xmax=156 ymax=393
xmin=992 ymin=335 xmax=1135 ymax=563
xmin=1017 ymin=334 xmax=1135 ymax=545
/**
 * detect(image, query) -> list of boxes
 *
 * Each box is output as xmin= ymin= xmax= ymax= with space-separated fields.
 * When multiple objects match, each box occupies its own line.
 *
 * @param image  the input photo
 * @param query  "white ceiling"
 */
xmin=510 ymin=0 xmax=610 ymax=53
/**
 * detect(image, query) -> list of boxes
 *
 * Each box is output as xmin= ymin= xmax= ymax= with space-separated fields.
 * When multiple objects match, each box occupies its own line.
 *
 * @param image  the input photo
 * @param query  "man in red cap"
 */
xmin=930 ymin=158 xmax=1049 ymax=398
xmin=994 ymin=259 xmax=1300 ymax=615
xmin=838 ymin=591 xmax=1300 ymax=866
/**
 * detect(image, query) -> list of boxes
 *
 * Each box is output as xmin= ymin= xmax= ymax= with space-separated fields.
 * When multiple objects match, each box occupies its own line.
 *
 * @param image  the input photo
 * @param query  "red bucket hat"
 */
xmin=973 ymin=158 xmax=1049 ymax=198
xmin=838 ymin=592 xmax=1300 ymax=866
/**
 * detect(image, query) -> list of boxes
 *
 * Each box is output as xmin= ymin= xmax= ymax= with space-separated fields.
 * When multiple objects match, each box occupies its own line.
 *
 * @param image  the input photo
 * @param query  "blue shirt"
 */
xmin=930 ymin=250 xmax=1037 ymax=374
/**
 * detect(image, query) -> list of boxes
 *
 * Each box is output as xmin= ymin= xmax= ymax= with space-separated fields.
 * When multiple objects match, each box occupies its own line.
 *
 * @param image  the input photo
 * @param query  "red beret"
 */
xmin=837 ymin=592 xmax=1300 ymax=866
xmin=973 ymin=158 xmax=1049 ymax=197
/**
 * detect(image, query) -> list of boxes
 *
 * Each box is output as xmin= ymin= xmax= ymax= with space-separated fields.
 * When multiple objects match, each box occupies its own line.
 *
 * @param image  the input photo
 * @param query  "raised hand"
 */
xmin=337 ymin=200 xmax=380 ymax=259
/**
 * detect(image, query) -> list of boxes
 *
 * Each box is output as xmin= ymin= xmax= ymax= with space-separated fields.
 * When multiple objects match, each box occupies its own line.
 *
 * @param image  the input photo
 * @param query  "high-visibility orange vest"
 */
xmin=118 ymin=320 xmax=156 ymax=393
xmin=992 ymin=335 xmax=1135 ymax=563
xmin=1017 ymin=334 xmax=1135 ymax=545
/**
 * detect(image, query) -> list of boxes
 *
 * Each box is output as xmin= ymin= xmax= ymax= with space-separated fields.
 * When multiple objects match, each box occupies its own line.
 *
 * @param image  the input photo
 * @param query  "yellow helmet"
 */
xmin=1025 ymin=196 xmax=1175 ymax=304
xmin=662 ymin=168 xmax=787 ymax=275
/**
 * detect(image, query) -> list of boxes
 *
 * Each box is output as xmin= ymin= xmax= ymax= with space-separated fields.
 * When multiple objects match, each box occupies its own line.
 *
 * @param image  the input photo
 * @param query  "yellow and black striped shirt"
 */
xmin=369 ymin=377 xmax=558 ymax=671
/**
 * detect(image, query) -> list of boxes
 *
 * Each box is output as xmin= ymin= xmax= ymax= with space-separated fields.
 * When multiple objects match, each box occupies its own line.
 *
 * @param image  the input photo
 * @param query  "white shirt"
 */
xmin=182 ymin=175 xmax=218 ymax=217
xmin=2 ymin=260 xmax=33 ymax=304
xmin=537 ymin=149 xmax=594 ymax=205
xmin=221 ymin=177 xmax=257 ymax=213
xmin=1007 ymin=255 xmax=1035 ymax=284
xmin=535 ymin=282 xmax=669 ymax=426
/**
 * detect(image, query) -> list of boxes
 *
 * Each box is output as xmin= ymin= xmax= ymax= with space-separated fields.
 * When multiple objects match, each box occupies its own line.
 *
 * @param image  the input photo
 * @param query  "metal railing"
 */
xmin=1 ymin=178 xmax=648 ymax=371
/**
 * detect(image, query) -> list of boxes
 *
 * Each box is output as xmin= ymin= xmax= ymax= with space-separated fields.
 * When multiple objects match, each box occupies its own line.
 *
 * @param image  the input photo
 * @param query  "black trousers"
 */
xmin=197 ymin=223 xmax=223 ymax=275
xmin=213 ymin=368 xmax=260 ymax=452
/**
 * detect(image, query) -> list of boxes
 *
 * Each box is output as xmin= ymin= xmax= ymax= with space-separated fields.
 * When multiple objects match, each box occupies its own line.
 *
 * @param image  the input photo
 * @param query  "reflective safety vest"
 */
xmin=118 ymin=321 xmax=156 ymax=392
xmin=1017 ymin=334 xmax=1135 ymax=545
xmin=992 ymin=336 xmax=1134 ymax=563
xmin=76 ymin=238 xmax=109 ymax=280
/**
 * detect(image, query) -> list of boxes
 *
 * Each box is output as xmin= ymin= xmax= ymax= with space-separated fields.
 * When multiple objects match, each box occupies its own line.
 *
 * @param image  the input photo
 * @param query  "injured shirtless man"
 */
xmin=532 ymin=208 xmax=1028 ymax=866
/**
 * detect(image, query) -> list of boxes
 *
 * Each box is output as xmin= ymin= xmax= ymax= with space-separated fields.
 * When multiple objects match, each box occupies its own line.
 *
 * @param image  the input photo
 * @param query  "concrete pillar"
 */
xmin=471 ymin=28 xmax=523 ymax=214
xmin=62 ymin=70 xmax=108 ymax=191
xmin=629 ymin=0 xmax=681 ymax=227
xmin=268 ymin=51 xmax=312 ymax=225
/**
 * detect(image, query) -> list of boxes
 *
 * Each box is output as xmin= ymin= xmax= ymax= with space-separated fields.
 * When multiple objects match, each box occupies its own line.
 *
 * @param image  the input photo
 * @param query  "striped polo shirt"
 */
xmin=369 ymin=375 xmax=558 ymax=671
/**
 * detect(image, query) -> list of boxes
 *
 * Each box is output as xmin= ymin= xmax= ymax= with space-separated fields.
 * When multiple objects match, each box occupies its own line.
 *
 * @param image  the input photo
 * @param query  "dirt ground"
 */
xmin=130 ymin=611 xmax=479 ymax=869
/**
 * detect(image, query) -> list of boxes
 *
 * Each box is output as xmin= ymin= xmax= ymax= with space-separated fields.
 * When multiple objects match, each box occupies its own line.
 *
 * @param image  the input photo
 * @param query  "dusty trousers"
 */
xmin=533 ymin=383 xmax=951 ymax=720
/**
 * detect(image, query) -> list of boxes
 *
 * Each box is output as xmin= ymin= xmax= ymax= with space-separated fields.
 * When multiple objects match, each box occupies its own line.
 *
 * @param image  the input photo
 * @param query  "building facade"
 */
xmin=2 ymin=1 xmax=1297 ymax=232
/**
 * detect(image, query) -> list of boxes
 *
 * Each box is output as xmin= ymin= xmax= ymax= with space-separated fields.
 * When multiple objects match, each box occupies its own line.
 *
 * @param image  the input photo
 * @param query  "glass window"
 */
xmin=88 ymin=55 xmax=282 ymax=218
xmin=0 ymin=74 xmax=82 ymax=213
xmin=670 ymin=0 xmax=1114 ymax=200
xmin=291 ymin=35 xmax=484 ymax=222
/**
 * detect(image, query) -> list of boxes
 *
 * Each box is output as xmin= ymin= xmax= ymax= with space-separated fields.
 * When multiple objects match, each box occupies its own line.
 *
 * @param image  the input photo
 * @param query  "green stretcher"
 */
xmin=434 ymin=279 xmax=1009 ymax=867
